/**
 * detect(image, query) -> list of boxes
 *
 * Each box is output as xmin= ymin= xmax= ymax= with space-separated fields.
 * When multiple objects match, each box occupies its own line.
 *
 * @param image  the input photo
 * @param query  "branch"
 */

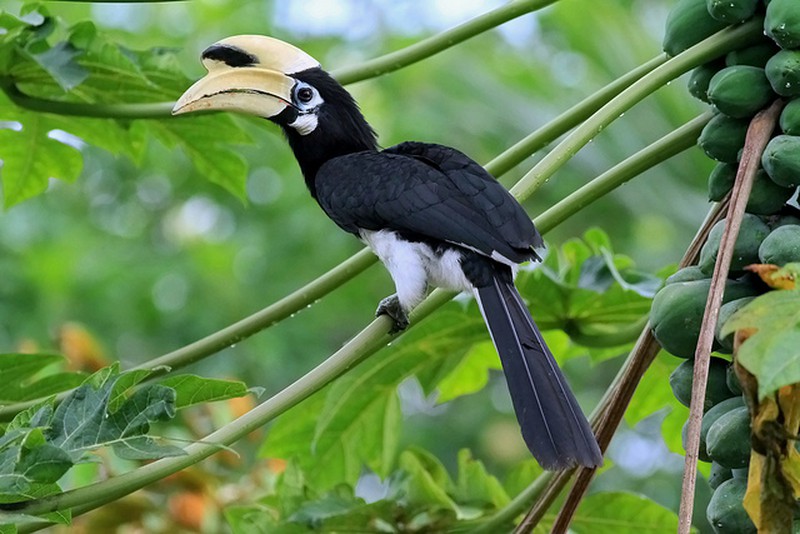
xmin=331 ymin=0 xmax=558 ymax=85
xmin=486 ymin=54 xmax=667 ymax=177
xmin=677 ymin=99 xmax=786 ymax=534
xmin=509 ymin=18 xmax=763 ymax=201
xmin=535 ymin=111 xmax=712 ymax=232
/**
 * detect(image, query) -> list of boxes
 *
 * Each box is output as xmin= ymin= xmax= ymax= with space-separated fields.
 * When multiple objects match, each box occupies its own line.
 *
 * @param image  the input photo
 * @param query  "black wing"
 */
xmin=315 ymin=142 xmax=542 ymax=264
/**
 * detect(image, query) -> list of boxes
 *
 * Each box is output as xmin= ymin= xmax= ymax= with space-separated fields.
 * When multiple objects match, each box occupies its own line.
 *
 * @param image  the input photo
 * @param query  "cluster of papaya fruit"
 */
xmin=654 ymin=0 xmax=800 ymax=531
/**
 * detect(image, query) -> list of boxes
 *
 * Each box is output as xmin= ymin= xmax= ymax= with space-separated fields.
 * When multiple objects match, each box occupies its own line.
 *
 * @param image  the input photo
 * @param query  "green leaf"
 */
xmin=157 ymin=374 xmax=251 ymax=409
xmin=398 ymin=449 xmax=459 ymax=515
xmin=0 ymin=373 xmax=86 ymax=404
xmin=722 ymin=289 xmax=800 ymax=398
xmin=625 ymin=353 xmax=681 ymax=426
xmin=503 ymin=459 xmax=543 ymax=497
xmin=0 ymin=354 xmax=62 ymax=389
xmin=26 ymin=41 xmax=87 ymax=91
xmin=516 ymin=228 xmax=659 ymax=350
xmin=261 ymin=303 xmax=486 ymax=489
xmin=142 ymin=117 xmax=251 ymax=200
xmin=568 ymin=491 xmax=681 ymax=533
xmin=45 ymin=369 xmax=184 ymax=460
xmin=451 ymin=449 xmax=510 ymax=509
xmin=0 ymin=115 xmax=83 ymax=207
xmin=436 ymin=341 xmax=499 ymax=403
xmin=15 ymin=444 xmax=71 ymax=485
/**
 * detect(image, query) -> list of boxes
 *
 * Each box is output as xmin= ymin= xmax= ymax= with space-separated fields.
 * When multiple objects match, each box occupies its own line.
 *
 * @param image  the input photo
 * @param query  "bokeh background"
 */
xmin=1 ymin=0 xmax=717 ymax=530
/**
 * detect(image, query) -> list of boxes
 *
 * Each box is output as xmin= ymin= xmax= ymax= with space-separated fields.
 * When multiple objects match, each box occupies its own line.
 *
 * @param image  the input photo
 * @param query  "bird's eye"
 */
xmin=297 ymin=86 xmax=315 ymax=103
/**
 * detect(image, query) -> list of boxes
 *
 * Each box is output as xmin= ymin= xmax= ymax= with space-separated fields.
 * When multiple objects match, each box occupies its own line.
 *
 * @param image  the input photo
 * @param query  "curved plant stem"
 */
xmin=0 ymin=51 xmax=665 ymax=421
xmin=0 ymin=249 xmax=378 ymax=420
xmin=509 ymin=18 xmax=763 ymax=201
xmin=535 ymin=111 xmax=712 ymax=231
xmin=1 ymin=0 xmax=557 ymax=119
xmin=486 ymin=54 xmax=667 ymax=177
xmin=0 ymin=80 xmax=175 ymax=118
xmin=331 ymin=0 xmax=558 ymax=85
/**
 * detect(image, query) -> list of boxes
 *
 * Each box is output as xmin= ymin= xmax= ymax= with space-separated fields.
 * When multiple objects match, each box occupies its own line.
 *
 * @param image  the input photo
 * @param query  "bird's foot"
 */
xmin=376 ymin=295 xmax=409 ymax=333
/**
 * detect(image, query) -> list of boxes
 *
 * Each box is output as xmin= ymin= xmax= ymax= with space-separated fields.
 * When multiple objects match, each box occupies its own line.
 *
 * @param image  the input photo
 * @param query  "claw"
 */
xmin=376 ymin=294 xmax=409 ymax=333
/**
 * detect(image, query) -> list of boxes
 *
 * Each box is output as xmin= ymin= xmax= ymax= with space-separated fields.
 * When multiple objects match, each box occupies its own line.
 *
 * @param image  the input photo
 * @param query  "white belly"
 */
xmin=360 ymin=229 xmax=472 ymax=309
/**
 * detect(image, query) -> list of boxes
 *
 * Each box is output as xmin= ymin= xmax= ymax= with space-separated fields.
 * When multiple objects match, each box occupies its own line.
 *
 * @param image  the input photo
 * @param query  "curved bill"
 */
xmin=172 ymin=68 xmax=295 ymax=117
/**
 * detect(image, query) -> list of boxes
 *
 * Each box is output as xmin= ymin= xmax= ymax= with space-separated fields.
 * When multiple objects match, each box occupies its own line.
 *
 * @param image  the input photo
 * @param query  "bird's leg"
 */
xmin=376 ymin=294 xmax=409 ymax=333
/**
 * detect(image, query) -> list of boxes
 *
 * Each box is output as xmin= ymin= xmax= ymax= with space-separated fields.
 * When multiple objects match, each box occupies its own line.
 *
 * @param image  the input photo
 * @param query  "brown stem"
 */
xmin=677 ymin=99 xmax=785 ymax=534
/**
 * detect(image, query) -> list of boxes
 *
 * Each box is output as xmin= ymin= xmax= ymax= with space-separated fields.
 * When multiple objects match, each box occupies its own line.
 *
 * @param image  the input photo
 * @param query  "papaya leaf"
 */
xmin=0 ymin=113 xmax=83 ymax=207
xmin=516 ymin=228 xmax=659 ymax=351
xmin=626 ymin=353 xmax=680 ymax=427
xmin=397 ymin=449 xmax=460 ymax=516
xmin=565 ymin=491 xmax=683 ymax=533
xmin=157 ymin=374 xmax=253 ymax=409
xmin=436 ymin=341 xmax=499 ymax=403
xmin=0 ymin=373 xmax=86 ymax=404
xmin=25 ymin=41 xmax=87 ymax=91
xmin=451 ymin=449 xmax=510 ymax=510
xmin=0 ymin=353 xmax=86 ymax=405
xmin=261 ymin=303 xmax=486 ymax=490
xmin=722 ymin=289 xmax=800 ymax=398
xmin=0 ymin=17 xmax=256 ymax=204
xmin=0 ymin=353 xmax=62 ymax=388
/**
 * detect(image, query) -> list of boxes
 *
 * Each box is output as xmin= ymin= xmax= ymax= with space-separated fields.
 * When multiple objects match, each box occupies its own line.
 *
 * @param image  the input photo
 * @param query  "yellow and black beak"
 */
xmin=172 ymin=35 xmax=320 ymax=118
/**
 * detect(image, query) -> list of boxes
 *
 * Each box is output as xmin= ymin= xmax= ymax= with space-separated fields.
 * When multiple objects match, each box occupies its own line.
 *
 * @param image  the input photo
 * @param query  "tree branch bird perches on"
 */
xmin=174 ymin=35 xmax=602 ymax=470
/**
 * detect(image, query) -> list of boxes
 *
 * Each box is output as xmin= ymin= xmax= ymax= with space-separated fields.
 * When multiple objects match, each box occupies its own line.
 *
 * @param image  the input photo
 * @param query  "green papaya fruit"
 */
xmin=689 ymin=61 xmax=724 ymax=102
xmin=650 ymin=279 xmax=759 ymax=359
xmin=666 ymin=265 xmax=708 ymax=285
xmin=708 ymin=164 xmax=794 ymax=213
xmin=707 ymin=478 xmax=756 ymax=533
xmin=664 ymin=0 xmax=728 ymax=56
xmin=726 ymin=42 xmax=781 ymax=68
xmin=708 ymin=66 xmax=775 ymax=118
xmin=765 ymin=0 xmax=800 ymax=49
xmin=699 ymin=214 xmax=771 ymax=274
xmin=699 ymin=114 xmax=750 ymax=162
xmin=716 ymin=297 xmax=756 ymax=352
xmin=708 ymin=162 xmax=736 ymax=201
xmin=762 ymin=134 xmax=800 ymax=187
xmin=707 ymin=0 xmax=758 ymax=23
xmin=769 ymin=214 xmax=800 ymax=229
xmin=731 ymin=467 xmax=749 ymax=479
xmin=699 ymin=396 xmax=746 ymax=462
xmin=746 ymin=171 xmax=796 ymax=215
xmin=670 ymin=357 xmax=735 ymax=409
xmin=766 ymin=50 xmax=800 ymax=97
xmin=726 ymin=363 xmax=743 ymax=395
xmin=778 ymin=97 xmax=800 ymax=135
xmin=708 ymin=462 xmax=733 ymax=490
xmin=707 ymin=406 xmax=752 ymax=468
xmin=759 ymin=224 xmax=800 ymax=264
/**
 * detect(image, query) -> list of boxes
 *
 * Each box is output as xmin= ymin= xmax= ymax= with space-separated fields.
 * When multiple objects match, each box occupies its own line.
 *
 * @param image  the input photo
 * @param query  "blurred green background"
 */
xmin=0 ymin=0 xmax=716 ymax=529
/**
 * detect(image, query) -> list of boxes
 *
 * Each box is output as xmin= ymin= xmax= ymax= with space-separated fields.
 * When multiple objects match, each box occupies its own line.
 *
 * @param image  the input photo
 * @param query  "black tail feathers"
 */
xmin=474 ymin=272 xmax=602 ymax=470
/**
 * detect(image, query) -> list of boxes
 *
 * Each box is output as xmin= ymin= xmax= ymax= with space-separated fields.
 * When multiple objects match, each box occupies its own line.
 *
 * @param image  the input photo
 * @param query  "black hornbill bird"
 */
xmin=174 ymin=36 xmax=602 ymax=470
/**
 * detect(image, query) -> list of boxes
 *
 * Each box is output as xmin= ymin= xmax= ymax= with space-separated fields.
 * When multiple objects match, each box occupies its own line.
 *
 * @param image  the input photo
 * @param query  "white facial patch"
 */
xmin=288 ymin=113 xmax=319 ymax=135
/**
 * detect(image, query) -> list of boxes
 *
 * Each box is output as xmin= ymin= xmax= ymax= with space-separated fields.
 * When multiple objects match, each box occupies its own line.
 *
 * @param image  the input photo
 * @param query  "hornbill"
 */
xmin=173 ymin=36 xmax=602 ymax=470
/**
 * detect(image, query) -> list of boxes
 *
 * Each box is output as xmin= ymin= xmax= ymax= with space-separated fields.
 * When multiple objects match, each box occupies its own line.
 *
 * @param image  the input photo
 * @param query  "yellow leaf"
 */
xmin=743 ymin=452 xmax=764 ymax=529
